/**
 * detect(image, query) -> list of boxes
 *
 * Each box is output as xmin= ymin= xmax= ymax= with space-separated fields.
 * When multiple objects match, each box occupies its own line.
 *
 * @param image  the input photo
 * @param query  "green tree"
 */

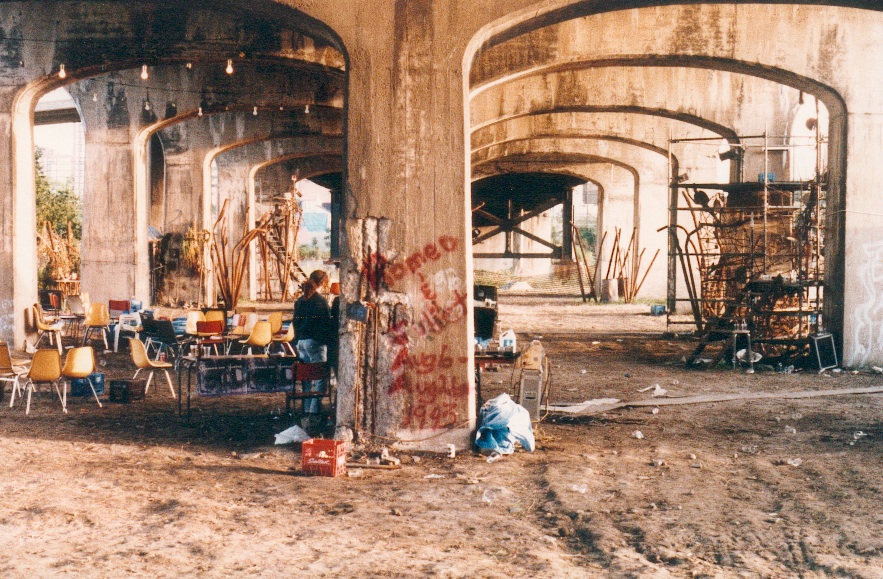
xmin=578 ymin=226 xmax=596 ymax=251
xmin=35 ymin=149 xmax=81 ymax=239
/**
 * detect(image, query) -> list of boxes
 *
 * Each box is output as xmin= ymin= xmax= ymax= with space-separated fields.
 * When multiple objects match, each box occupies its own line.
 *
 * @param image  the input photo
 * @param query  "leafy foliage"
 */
xmin=35 ymin=149 xmax=81 ymax=286
xmin=35 ymin=149 xmax=81 ymax=239
xmin=578 ymin=226 xmax=596 ymax=251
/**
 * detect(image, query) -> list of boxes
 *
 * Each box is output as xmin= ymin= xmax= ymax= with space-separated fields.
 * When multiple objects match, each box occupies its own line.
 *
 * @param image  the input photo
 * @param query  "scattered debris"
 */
xmin=447 ymin=444 xmax=456 ymax=458
xmin=638 ymin=383 xmax=668 ymax=397
xmin=570 ymin=483 xmax=588 ymax=494
xmin=482 ymin=489 xmax=496 ymax=503
xmin=652 ymin=459 xmax=666 ymax=467
xmin=347 ymin=469 xmax=363 ymax=478
xmin=786 ymin=458 xmax=802 ymax=467
xmin=872 ymin=366 xmax=883 ymax=374
xmin=547 ymin=398 xmax=622 ymax=415
xmin=651 ymin=407 xmax=660 ymax=415
xmin=631 ymin=430 xmax=644 ymax=440
xmin=486 ymin=452 xmax=502 ymax=463
xmin=853 ymin=431 xmax=868 ymax=440
xmin=424 ymin=474 xmax=444 ymax=479
xmin=784 ymin=426 xmax=797 ymax=434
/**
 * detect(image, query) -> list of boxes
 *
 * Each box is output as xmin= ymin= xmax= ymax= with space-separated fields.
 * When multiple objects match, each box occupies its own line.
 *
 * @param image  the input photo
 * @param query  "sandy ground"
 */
xmin=1 ymin=298 xmax=882 ymax=578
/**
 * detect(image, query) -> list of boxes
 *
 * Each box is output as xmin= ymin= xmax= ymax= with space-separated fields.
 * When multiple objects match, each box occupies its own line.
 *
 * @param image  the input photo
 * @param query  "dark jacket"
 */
xmin=293 ymin=293 xmax=331 ymax=343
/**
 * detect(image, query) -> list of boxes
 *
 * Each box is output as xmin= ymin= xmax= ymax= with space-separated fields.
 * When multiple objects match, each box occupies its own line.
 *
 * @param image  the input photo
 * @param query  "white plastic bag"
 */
xmin=474 ymin=393 xmax=535 ymax=454
xmin=273 ymin=425 xmax=310 ymax=445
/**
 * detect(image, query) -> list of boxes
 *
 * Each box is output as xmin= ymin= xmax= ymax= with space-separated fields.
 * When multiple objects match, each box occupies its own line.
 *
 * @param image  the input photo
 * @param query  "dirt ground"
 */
xmin=1 ymin=297 xmax=882 ymax=578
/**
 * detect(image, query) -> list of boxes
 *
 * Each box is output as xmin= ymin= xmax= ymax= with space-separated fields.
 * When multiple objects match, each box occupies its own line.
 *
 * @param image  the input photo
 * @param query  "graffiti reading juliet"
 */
xmin=365 ymin=234 xmax=469 ymax=430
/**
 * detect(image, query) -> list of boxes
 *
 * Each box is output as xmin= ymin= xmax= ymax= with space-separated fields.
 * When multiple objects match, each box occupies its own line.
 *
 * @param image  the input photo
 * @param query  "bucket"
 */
xmin=499 ymin=329 xmax=516 ymax=352
xmin=600 ymin=279 xmax=619 ymax=302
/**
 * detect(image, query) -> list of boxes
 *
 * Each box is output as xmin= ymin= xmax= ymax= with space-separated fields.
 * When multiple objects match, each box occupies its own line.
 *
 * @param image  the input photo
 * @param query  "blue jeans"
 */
xmin=296 ymin=339 xmax=327 ymax=414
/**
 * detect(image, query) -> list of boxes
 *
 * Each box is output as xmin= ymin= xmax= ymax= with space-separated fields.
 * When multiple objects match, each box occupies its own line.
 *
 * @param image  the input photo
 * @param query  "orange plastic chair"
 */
xmin=184 ymin=311 xmax=205 ymax=336
xmin=238 ymin=321 xmax=272 ymax=355
xmin=82 ymin=303 xmax=110 ymax=350
xmin=23 ymin=349 xmax=63 ymax=414
xmin=33 ymin=304 xmax=64 ymax=355
xmin=1 ymin=342 xmax=28 ymax=408
xmin=61 ymin=346 xmax=102 ymax=411
xmin=267 ymin=312 xmax=283 ymax=335
xmin=129 ymin=338 xmax=176 ymax=398
xmin=271 ymin=323 xmax=296 ymax=355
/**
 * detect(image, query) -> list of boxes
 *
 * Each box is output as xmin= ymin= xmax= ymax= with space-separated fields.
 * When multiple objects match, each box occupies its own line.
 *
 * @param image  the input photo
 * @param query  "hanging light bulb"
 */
xmin=225 ymin=59 xmax=234 ymax=74
xmin=92 ymin=93 xmax=98 ymax=102
xmin=186 ymin=62 xmax=193 ymax=70
xmin=253 ymin=106 xmax=258 ymax=116
xmin=304 ymin=104 xmax=310 ymax=114
xmin=140 ymin=64 xmax=149 ymax=80
xmin=279 ymin=105 xmax=284 ymax=111
xmin=144 ymin=98 xmax=151 ymax=112
xmin=197 ymin=106 xmax=203 ymax=117
xmin=58 ymin=64 xmax=66 ymax=79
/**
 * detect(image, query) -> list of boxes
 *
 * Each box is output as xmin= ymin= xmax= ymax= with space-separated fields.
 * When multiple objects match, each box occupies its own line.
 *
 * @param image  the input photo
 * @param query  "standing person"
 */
xmin=293 ymin=274 xmax=331 ymax=428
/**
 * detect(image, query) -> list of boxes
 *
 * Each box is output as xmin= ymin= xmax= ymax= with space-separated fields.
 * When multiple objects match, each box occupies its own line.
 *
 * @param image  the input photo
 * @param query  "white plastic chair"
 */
xmin=113 ymin=312 xmax=142 ymax=353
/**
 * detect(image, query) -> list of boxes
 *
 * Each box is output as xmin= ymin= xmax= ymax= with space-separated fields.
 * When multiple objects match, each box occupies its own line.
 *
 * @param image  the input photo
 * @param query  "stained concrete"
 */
xmin=2 ymin=1 xmax=883 ymax=450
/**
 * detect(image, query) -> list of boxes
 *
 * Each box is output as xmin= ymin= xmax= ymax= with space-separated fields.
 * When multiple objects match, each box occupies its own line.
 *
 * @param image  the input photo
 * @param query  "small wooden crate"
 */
xmin=109 ymin=379 xmax=146 ymax=403
xmin=301 ymin=438 xmax=347 ymax=477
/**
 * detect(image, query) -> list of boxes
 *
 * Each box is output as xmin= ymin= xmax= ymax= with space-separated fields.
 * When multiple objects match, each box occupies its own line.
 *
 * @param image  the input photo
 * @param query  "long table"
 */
xmin=177 ymin=354 xmax=296 ymax=417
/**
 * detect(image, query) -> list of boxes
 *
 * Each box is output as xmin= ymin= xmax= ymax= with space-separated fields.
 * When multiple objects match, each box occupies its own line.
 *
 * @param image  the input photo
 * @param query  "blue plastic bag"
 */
xmin=475 ymin=393 xmax=535 ymax=454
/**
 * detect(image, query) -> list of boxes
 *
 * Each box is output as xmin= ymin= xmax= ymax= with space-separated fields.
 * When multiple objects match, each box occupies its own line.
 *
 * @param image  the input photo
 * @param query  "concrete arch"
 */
xmin=464 ymin=7 xmax=870 ymax=353
xmin=466 ymin=2 xmax=883 ymax=74
xmin=0 ymin=0 xmax=349 ymax=345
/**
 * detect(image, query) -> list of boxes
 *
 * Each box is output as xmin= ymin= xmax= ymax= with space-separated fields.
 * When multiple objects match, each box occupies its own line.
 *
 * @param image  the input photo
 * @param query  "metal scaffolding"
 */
xmin=666 ymin=132 xmax=827 ymax=364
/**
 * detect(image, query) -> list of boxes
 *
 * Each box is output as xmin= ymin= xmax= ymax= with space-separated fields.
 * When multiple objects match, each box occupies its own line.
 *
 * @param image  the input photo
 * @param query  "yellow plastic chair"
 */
xmin=267 ymin=312 xmax=283 ymax=335
xmin=184 ymin=311 xmax=205 ymax=336
xmin=61 ymin=346 xmax=102 ymax=411
xmin=1 ymin=342 xmax=28 ymax=408
xmin=23 ymin=349 xmax=63 ymax=414
xmin=129 ymin=338 xmax=176 ymax=398
xmin=82 ymin=303 xmax=110 ymax=350
xmin=238 ymin=321 xmax=272 ymax=355
xmin=33 ymin=304 xmax=63 ymax=355
xmin=271 ymin=323 xmax=296 ymax=355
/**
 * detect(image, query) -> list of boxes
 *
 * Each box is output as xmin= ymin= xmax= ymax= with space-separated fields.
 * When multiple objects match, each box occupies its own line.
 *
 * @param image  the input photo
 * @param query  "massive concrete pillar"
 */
xmin=294 ymin=2 xmax=488 ymax=449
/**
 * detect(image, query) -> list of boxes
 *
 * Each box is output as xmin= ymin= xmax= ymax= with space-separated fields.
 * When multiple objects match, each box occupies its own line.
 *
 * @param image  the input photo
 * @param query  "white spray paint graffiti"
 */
xmin=848 ymin=240 xmax=883 ymax=367
xmin=0 ymin=299 xmax=14 ymax=339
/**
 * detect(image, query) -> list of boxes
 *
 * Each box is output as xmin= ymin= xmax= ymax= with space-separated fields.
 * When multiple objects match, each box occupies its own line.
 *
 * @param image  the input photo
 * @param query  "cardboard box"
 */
xmin=301 ymin=438 xmax=347 ymax=477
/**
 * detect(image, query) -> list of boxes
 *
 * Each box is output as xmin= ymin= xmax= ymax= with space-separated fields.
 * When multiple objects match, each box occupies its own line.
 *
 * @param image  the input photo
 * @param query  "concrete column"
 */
xmin=331 ymin=2 xmax=475 ymax=450
xmin=841 ymin=113 xmax=883 ymax=367
xmin=595 ymin=164 xmax=638 ymax=297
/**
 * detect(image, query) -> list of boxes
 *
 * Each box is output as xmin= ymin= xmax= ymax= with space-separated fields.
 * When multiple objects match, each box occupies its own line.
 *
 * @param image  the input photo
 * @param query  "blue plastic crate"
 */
xmin=69 ymin=372 xmax=105 ymax=396
xmin=649 ymin=305 xmax=666 ymax=316
xmin=172 ymin=317 xmax=187 ymax=336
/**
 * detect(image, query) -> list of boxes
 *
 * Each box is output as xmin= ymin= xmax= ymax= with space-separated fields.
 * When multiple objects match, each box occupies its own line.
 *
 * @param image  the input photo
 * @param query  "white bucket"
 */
xmin=499 ymin=329 xmax=516 ymax=352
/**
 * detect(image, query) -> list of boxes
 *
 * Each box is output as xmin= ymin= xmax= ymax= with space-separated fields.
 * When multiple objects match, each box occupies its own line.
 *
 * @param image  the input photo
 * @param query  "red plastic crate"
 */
xmin=301 ymin=438 xmax=347 ymax=477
